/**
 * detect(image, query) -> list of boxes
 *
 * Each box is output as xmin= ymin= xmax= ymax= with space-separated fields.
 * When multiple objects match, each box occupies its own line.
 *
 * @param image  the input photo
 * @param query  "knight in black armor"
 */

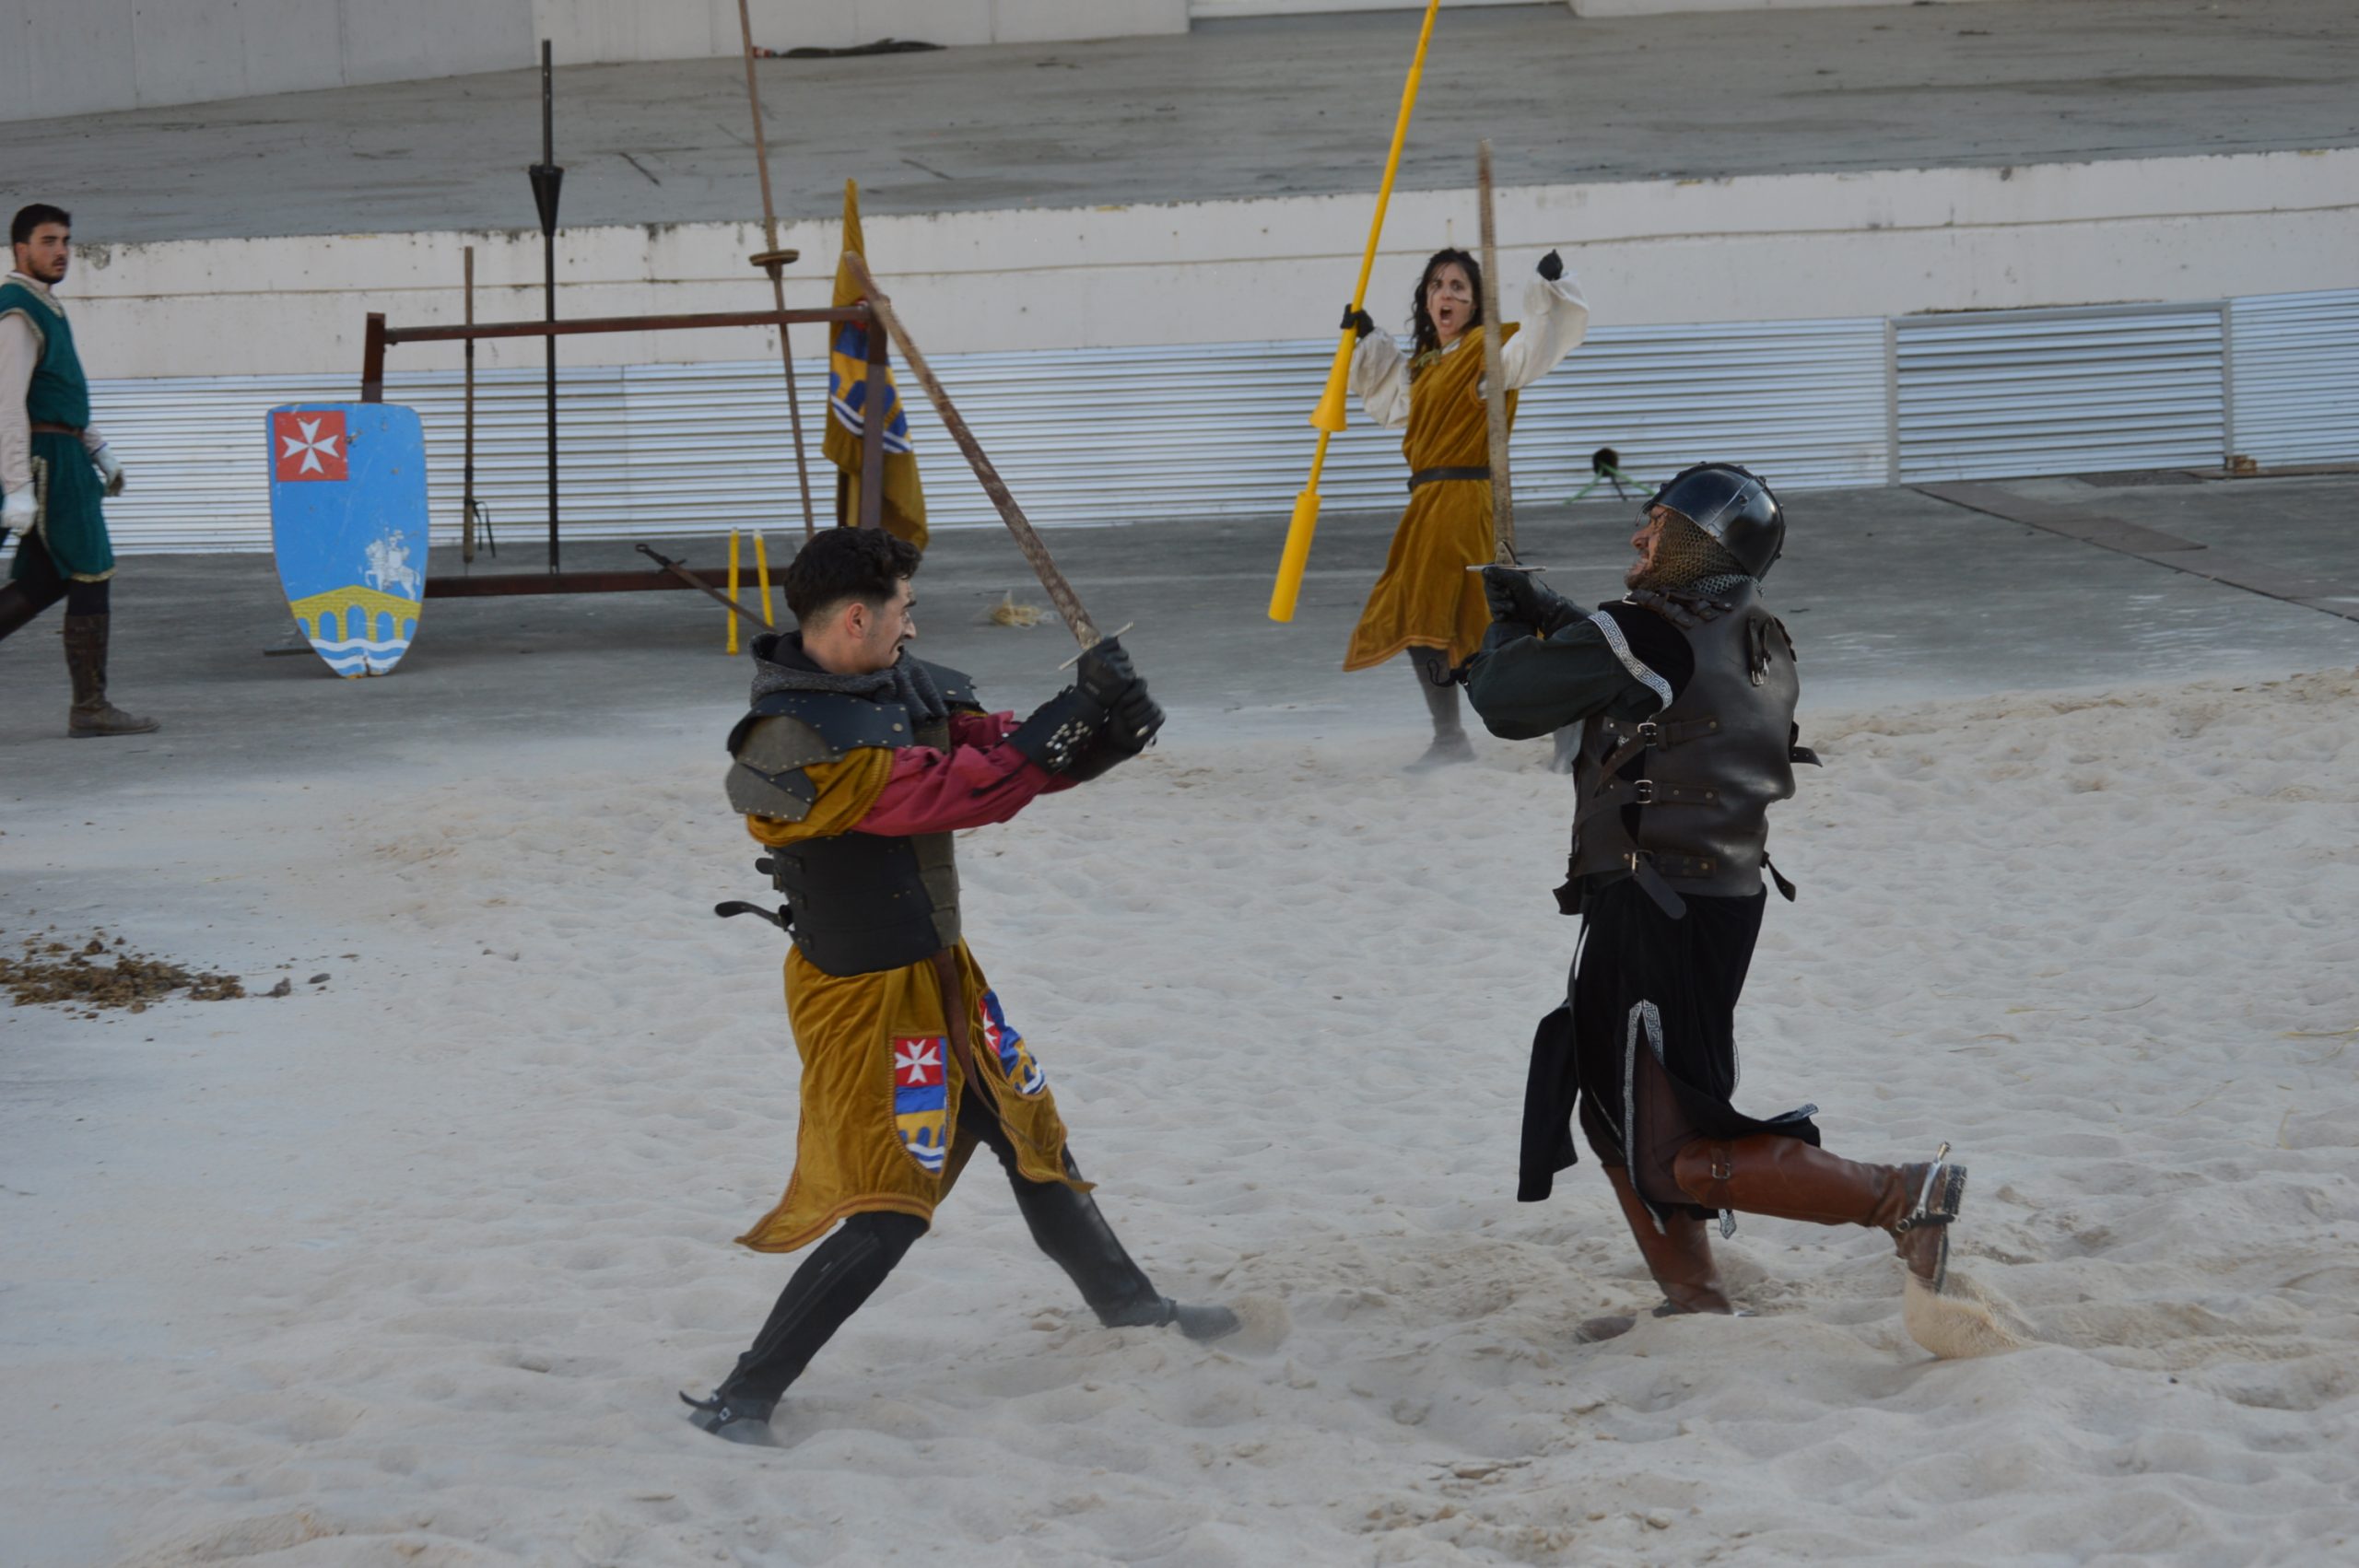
xmin=1466 ymin=463 xmax=1968 ymax=1346
xmin=681 ymin=527 xmax=1237 ymax=1441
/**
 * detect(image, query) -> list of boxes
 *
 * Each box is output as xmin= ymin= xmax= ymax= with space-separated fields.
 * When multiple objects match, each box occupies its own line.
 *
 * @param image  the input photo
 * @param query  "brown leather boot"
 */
xmin=1673 ymin=1136 xmax=1966 ymax=1293
xmin=1577 ymin=1162 xmax=1741 ymax=1342
xmin=62 ymin=614 xmax=160 ymax=737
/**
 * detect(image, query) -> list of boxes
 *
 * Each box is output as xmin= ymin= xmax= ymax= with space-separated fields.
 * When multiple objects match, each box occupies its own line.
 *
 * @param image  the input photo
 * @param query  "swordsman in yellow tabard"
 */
xmin=1342 ymin=246 xmax=1586 ymax=768
xmin=682 ymin=527 xmax=1238 ymax=1441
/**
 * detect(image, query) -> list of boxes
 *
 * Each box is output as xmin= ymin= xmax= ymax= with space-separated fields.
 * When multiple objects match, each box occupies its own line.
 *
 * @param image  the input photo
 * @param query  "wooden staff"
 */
xmin=462 ymin=246 xmax=477 ymax=563
xmin=1477 ymin=138 xmax=1515 ymax=565
xmin=842 ymin=253 xmax=1103 ymax=649
xmin=735 ymin=0 xmax=817 ymax=539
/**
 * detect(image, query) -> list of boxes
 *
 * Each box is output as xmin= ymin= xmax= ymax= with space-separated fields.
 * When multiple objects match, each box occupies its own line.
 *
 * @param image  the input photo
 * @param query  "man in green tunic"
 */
xmin=0 ymin=204 xmax=156 ymax=737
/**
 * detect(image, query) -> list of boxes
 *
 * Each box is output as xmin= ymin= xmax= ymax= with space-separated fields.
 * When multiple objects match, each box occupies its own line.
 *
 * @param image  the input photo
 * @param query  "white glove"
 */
xmin=93 ymin=444 xmax=125 ymax=497
xmin=2 ymin=487 xmax=32 ymax=529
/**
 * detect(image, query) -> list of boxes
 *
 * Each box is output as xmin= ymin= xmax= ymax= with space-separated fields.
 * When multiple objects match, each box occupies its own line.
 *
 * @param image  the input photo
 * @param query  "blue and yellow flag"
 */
xmin=825 ymin=180 xmax=928 ymax=550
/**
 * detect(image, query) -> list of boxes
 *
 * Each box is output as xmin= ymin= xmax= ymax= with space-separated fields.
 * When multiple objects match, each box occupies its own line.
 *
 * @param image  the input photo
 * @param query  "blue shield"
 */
xmin=268 ymin=404 xmax=428 ymax=678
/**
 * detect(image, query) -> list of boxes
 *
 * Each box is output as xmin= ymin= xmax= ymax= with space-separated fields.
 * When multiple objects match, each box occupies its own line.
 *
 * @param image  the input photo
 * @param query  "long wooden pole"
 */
xmin=735 ymin=0 xmax=817 ymax=539
xmin=1476 ymin=139 xmax=1515 ymax=564
xmin=1268 ymin=0 xmax=1441 ymax=624
xmin=843 ymin=254 xmax=1102 ymax=649
xmin=462 ymin=245 xmax=476 ymax=564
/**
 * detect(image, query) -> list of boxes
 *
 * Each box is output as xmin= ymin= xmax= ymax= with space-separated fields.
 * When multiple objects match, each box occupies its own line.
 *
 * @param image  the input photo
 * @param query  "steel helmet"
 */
xmin=1649 ymin=462 xmax=1785 ymax=579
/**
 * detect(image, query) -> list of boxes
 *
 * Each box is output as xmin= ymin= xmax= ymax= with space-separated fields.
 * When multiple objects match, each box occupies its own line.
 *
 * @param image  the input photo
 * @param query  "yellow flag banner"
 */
xmin=826 ymin=180 xmax=928 ymax=550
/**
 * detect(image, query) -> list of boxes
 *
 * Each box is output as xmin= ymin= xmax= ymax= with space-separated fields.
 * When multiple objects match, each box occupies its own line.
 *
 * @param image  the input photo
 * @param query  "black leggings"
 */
xmin=5 ymin=530 xmax=109 ymax=623
xmin=719 ymin=1089 xmax=1155 ymax=1407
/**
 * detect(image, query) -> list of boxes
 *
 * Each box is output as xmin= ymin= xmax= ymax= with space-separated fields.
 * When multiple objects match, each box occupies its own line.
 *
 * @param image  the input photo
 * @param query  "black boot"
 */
xmin=1014 ymin=1161 xmax=1240 ymax=1342
xmin=1404 ymin=647 xmax=1473 ymax=771
xmin=683 ymin=1211 xmax=928 ymax=1439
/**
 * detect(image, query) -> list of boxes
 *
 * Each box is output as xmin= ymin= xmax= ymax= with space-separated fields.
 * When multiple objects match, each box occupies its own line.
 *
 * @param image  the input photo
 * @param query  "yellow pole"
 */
xmin=726 ymin=530 xmax=742 ymax=654
xmin=1269 ymin=0 xmax=1442 ymax=625
xmin=753 ymin=531 xmax=775 ymax=626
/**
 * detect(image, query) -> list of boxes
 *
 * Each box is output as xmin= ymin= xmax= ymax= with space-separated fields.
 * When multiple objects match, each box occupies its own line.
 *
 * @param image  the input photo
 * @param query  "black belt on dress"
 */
xmin=1407 ymin=465 xmax=1490 ymax=492
xmin=29 ymin=421 xmax=82 ymax=437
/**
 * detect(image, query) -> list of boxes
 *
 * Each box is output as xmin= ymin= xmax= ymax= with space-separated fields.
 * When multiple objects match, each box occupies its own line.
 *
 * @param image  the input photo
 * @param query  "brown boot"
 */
xmin=1577 ymin=1163 xmax=1741 ymax=1342
xmin=62 ymin=614 xmax=160 ymax=738
xmin=1673 ymin=1136 xmax=1966 ymax=1293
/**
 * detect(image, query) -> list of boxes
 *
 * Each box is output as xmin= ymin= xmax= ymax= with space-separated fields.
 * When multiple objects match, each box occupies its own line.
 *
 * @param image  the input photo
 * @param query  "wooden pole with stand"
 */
xmin=1476 ymin=139 xmax=1516 ymax=566
xmin=734 ymin=0 xmax=817 ymax=539
xmin=462 ymin=246 xmax=477 ymax=563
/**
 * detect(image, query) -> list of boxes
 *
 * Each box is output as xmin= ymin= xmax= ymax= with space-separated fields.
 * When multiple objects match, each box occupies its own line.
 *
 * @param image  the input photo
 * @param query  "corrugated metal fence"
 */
xmin=77 ymin=288 xmax=2354 ymax=555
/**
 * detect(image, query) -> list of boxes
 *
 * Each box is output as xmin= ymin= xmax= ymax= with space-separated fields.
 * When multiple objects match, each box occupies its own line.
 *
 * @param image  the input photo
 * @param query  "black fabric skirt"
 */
xmin=1518 ymin=878 xmax=1819 ymax=1216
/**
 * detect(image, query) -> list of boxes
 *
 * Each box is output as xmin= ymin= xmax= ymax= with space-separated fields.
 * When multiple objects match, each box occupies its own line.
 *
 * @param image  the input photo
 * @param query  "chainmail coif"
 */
xmin=1633 ymin=510 xmax=1751 ymax=594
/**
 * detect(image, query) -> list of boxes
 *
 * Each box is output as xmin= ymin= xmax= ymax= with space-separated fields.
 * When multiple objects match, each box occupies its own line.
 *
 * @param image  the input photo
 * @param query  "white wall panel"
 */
xmin=2228 ymin=288 xmax=2359 ymax=468
xmin=1895 ymin=306 xmax=2225 ymax=483
xmin=84 ymin=313 xmax=1885 ymax=555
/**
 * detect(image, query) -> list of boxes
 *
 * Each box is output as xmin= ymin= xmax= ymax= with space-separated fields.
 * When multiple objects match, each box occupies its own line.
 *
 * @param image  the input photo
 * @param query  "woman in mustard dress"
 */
xmin=1343 ymin=247 xmax=1588 ymax=767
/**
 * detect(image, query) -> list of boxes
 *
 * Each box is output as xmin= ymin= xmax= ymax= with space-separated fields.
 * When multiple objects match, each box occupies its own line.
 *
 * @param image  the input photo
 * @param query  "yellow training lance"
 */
xmin=1267 ymin=0 xmax=1442 ymax=625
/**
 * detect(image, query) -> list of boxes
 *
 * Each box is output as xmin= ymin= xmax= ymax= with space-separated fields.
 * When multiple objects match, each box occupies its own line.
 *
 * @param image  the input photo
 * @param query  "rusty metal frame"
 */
xmin=360 ymin=302 xmax=886 ymax=598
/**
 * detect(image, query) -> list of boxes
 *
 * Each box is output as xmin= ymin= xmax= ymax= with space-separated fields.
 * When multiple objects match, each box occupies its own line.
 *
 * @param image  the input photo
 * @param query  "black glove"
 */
xmin=1536 ymin=250 xmax=1564 ymax=283
xmin=1065 ymin=679 xmax=1165 ymax=783
xmin=1007 ymin=686 xmax=1112 ymax=776
xmin=1482 ymin=566 xmax=1579 ymax=638
xmin=1340 ymin=303 xmax=1377 ymax=340
xmin=1074 ymin=638 xmax=1139 ymax=707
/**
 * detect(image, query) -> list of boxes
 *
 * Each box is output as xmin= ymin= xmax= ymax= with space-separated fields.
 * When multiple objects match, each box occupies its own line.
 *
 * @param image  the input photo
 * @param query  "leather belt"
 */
xmin=29 ymin=421 xmax=82 ymax=437
xmin=1407 ymin=465 xmax=1490 ymax=492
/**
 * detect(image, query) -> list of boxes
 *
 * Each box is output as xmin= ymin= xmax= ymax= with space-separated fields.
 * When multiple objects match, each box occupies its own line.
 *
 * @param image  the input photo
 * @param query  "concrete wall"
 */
xmin=0 ymin=0 xmax=1187 ymax=122
xmin=0 ymin=0 xmax=532 ymax=121
xmin=530 ymin=0 xmax=1189 ymax=64
xmin=54 ymin=148 xmax=2359 ymax=388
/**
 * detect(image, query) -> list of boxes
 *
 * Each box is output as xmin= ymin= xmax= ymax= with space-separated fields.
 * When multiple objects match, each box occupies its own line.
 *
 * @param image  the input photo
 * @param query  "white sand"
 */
xmin=6 ymin=668 xmax=2357 ymax=1565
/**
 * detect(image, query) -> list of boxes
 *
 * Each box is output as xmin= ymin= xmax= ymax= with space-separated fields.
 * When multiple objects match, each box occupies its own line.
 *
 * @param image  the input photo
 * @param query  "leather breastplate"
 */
xmin=723 ymin=660 xmax=976 ymax=977
xmin=1568 ymin=583 xmax=1804 ymax=916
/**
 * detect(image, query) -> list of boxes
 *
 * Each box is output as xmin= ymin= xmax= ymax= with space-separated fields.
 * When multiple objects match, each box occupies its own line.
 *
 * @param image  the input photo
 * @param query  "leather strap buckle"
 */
xmin=1632 ymin=779 xmax=1656 ymax=805
xmin=1634 ymin=720 xmax=1661 ymax=745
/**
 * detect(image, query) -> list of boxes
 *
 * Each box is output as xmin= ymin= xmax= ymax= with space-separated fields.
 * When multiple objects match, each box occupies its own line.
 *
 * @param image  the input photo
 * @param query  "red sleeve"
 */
xmin=852 ymin=724 xmax=1068 ymax=837
xmin=946 ymin=708 xmax=1021 ymax=748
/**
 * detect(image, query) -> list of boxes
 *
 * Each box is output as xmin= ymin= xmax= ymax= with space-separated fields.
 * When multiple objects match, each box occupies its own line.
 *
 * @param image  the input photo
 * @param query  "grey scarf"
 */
xmin=748 ymin=632 xmax=945 ymax=725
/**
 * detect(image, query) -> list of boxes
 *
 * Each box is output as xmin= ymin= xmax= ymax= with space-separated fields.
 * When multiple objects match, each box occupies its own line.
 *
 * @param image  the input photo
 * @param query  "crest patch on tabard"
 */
xmin=892 ymin=1036 xmax=948 ymax=1173
xmin=979 ymin=991 xmax=1045 ymax=1097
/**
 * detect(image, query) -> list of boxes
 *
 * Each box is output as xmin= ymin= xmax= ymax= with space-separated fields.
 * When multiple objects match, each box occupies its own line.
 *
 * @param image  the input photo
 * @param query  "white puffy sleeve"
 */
xmin=0 ymin=311 xmax=37 ymax=496
xmin=1348 ymin=331 xmax=1412 ymax=430
xmin=1500 ymin=273 xmax=1590 ymax=392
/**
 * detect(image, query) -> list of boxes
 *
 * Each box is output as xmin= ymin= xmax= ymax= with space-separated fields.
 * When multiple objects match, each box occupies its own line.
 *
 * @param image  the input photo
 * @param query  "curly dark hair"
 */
xmin=783 ymin=525 xmax=921 ymax=623
xmin=1408 ymin=247 xmax=1484 ymax=369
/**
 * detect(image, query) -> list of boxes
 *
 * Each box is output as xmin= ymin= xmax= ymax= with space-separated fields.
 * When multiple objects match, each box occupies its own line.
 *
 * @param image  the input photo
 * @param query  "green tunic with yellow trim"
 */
xmin=1 ymin=277 xmax=111 ymax=582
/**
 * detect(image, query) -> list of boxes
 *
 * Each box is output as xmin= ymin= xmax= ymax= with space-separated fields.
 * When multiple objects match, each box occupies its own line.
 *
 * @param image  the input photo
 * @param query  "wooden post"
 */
xmin=463 ymin=246 xmax=477 ymax=564
xmin=857 ymin=305 xmax=887 ymax=531
xmin=360 ymin=313 xmax=387 ymax=403
xmin=735 ymin=0 xmax=817 ymax=538
xmin=752 ymin=531 xmax=775 ymax=626
xmin=1476 ymin=138 xmax=1515 ymax=564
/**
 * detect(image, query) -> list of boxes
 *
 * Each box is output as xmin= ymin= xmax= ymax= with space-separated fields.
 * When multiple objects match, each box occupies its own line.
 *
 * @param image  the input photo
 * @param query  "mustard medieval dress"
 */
xmin=1341 ymin=275 xmax=1590 ymax=673
xmin=734 ymin=749 xmax=1081 ymax=1254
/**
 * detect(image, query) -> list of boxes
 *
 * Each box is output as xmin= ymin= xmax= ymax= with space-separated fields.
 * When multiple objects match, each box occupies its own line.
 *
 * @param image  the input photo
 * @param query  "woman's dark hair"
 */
xmin=783 ymin=525 xmax=921 ymax=623
xmin=11 ymin=204 xmax=70 ymax=247
xmin=1408 ymin=247 xmax=1484 ymax=368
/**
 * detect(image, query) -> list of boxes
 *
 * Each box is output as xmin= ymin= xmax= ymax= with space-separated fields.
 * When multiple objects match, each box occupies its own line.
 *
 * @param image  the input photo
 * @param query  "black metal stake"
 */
xmin=528 ymin=41 xmax=566 ymax=573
